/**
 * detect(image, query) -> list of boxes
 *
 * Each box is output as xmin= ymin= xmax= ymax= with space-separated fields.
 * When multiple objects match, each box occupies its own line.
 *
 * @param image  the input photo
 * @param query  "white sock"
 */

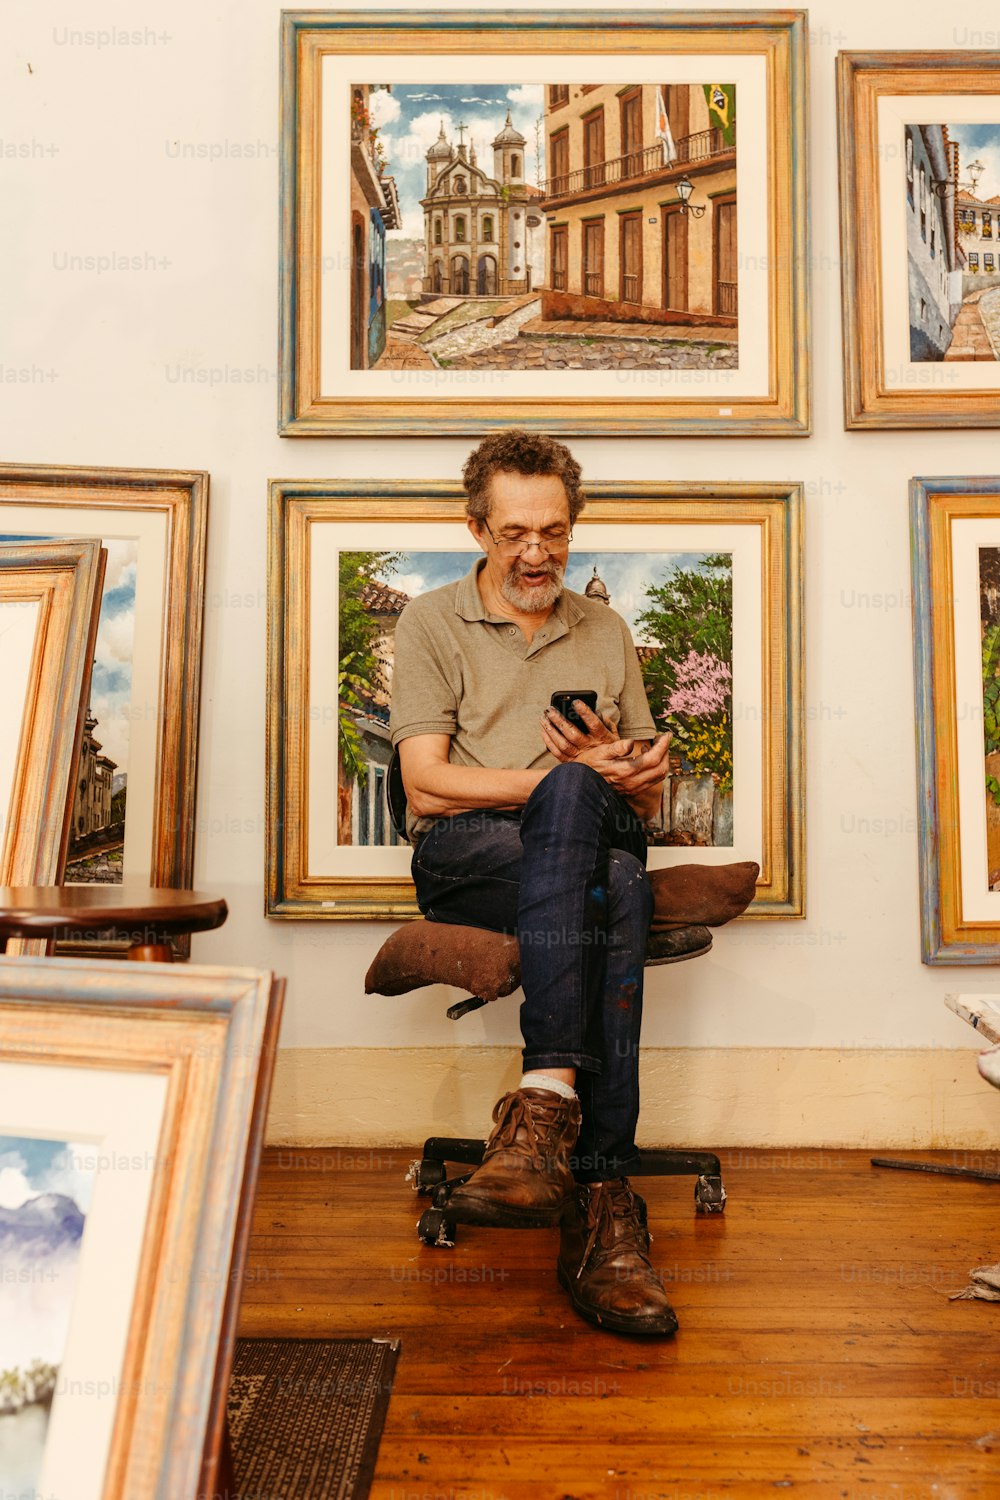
xmin=979 ymin=1046 xmax=1000 ymax=1090
xmin=520 ymin=1071 xmax=577 ymax=1101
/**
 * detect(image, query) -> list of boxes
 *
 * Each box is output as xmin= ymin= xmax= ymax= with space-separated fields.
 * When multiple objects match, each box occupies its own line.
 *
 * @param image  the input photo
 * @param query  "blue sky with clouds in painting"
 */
xmin=383 ymin=549 xmax=727 ymax=641
xmin=366 ymin=83 xmax=545 ymax=238
xmin=945 ymin=124 xmax=1000 ymax=201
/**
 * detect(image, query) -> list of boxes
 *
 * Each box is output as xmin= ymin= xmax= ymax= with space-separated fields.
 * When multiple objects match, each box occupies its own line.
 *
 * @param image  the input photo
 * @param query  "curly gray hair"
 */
xmin=462 ymin=429 xmax=585 ymax=524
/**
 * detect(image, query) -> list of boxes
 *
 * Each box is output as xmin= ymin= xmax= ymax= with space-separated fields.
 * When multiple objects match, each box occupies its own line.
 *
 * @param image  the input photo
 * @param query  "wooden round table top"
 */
xmin=0 ymin=884 xmax=227 ymax=939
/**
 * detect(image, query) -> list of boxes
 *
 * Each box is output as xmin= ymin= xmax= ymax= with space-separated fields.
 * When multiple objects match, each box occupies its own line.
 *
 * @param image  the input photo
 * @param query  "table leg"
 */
xmin=216 ymin=1416 xmax=236 ymax=1499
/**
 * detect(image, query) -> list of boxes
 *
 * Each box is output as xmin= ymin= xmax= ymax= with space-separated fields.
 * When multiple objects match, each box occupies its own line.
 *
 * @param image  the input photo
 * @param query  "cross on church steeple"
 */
xmin=456 ymin=120 xmax=468 ymax=147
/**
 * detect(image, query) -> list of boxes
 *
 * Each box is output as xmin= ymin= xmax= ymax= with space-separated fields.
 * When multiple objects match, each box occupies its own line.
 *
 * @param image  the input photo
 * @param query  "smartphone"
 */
xmin=549 ymin=689 xmax=599 ymax=734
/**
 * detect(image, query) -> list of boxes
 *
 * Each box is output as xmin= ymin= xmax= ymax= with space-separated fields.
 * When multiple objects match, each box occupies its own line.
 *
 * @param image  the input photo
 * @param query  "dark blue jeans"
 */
xmin=411 ymin=762 xmax=653 ymax=1183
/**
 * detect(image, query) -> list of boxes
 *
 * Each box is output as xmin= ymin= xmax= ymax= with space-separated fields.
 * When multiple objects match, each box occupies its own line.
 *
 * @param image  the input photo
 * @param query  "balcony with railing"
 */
xmin=541 ymin=129 xmax=729 ymax=203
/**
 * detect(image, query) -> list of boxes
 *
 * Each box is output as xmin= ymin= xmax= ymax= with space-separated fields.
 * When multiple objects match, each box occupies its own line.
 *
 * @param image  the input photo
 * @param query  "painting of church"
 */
xmin=422 ymin=112 xmax=544 ymax=298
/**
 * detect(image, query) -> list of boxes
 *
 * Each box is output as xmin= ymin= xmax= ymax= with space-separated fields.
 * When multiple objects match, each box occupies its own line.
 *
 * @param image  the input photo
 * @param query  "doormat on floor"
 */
xmin=228 ymin=1336 xmax=400 ymax=1500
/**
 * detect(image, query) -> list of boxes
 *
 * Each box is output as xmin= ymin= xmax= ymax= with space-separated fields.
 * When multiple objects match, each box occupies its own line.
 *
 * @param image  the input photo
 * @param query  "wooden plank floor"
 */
xmin=238 ymin=1146 xmax=1000 ymax=1498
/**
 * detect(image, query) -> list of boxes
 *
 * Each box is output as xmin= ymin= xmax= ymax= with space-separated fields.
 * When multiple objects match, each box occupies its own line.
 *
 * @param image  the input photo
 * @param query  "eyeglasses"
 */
xmin=481 ymin=520 xmax=573 ymax=556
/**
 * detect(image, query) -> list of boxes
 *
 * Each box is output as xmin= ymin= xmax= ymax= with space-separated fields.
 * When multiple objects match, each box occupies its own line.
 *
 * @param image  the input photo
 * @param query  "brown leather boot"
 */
xmin=557 ymin=1178 xmax=679 ymax=1336
xmin=447 ymin=1087 xmax=582 ymax=1227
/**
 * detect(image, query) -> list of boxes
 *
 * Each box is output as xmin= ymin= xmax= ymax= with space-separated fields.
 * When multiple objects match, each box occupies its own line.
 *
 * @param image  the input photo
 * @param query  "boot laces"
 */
xmin=484 ymin=1091 xmax=571 ymax=1170
xmin=577 ymin=1178 xmax=652 ymax=1279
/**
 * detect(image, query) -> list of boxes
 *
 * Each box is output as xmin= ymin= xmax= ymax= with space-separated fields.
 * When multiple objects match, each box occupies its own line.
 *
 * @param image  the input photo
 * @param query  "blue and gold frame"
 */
xmin=912 ymin=476 xmax=1000 ymax=961
xmin=279 ymin=9 xmax=810 ymax=436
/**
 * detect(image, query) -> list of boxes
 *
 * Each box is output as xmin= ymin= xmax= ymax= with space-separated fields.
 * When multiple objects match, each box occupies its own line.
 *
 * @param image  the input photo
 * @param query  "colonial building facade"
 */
xmin=421 ymin=113 xmax=543 ymax=298
xmin=71 ymin=709 xmax=117 ymax=841
xmin=905 ymin=124 xmax=964 ymax=360
xmin=957 ymin=190 xmax=1000 ymax=287
xmin=538 ymin=83 xmax=737 ymax=326
xmin=350 ymin=84 xmax=400 ymax=368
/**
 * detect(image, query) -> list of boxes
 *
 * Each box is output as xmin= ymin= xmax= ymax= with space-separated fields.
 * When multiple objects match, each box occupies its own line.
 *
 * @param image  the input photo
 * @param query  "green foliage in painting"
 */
xmin=983 ymin=618 xmax=1000 ymax=805
xmin=636 ymin=553 xmax=734 ymax=792
xmin=338 ymin=550 xmax=402 ymax=788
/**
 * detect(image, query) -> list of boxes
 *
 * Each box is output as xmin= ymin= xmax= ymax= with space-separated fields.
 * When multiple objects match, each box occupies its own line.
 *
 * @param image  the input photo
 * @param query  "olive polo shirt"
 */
xmin=388 ymin=558 xmax=657 ymax=842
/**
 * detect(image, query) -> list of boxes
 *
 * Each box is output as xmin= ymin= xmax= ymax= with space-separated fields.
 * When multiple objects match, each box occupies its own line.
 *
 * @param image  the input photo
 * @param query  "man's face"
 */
xmin=469 ymin=470 xmax=572 ymax=614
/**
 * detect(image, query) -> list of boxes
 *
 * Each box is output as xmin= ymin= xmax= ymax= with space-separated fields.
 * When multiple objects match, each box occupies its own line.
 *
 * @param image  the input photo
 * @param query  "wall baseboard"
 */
xmin=265 ymin=1046 xmax=997 ymax=1150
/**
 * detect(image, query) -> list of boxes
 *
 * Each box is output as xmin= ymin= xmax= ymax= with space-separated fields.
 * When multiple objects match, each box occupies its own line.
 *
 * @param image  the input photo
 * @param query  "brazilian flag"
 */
xmin=704 ymin=84 xmax=736 ymax=148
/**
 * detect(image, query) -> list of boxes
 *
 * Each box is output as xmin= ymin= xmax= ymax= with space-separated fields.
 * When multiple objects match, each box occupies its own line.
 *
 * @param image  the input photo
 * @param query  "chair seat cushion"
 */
xmin=365 ymin=860 xmax=759 ymax=998
xmin=367 ymin=920 xmax=521 ymax=1002
xmin=648 ymin=860 xmax=759 ymax=931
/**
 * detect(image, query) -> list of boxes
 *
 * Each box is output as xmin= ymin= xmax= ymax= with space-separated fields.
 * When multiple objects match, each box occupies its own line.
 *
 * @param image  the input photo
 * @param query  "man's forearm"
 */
xmin=405 ymin=760 xmax=549 ymax=819
xmin=625 ymin=778 xmax=667 ymax=825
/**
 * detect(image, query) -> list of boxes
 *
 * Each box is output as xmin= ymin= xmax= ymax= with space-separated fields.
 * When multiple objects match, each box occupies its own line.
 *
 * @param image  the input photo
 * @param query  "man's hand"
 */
xmin=573 ymin=733 xmax=672 ymax=800
xmin=540 ymin=699 xmax=617 ymax=761
xmin=540 ymin=702 xmax=671 ymax=821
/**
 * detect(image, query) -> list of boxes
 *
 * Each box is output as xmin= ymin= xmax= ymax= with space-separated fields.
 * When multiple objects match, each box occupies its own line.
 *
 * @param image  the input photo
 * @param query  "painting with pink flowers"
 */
xmin=337 ymin=548 xmax=733 ymax=848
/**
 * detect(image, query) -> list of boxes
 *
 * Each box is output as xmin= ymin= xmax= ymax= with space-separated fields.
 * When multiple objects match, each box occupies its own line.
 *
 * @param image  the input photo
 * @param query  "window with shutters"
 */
xmin=583 ymin=109 xmax=605 ymax=189
xmin=583 ymin=219 xmax=604 ymax=298
xmin=549 ymin=129 xmax=569 ymax=195
xmin=551 ymin=225 xmax=568 ymax=290
xmin=619 ymin=212 xmax=641 ymax=304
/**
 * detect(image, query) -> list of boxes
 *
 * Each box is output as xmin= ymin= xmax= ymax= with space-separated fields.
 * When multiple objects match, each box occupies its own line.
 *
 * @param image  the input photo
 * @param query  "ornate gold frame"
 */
xmin=0 ymin=538 xmax=105 ymax=885
xmin=838 ymin=52 xmax=1000 ymax=428
xmin=0 ymin=464 xmax=209 ymax=955
xmin=279 ymin=10 xmax=810 ymax=436
xmin=0 ymin=957 xmax=283 ymax=1500
xmin=267 ymin=480 xmax=804 ymax=919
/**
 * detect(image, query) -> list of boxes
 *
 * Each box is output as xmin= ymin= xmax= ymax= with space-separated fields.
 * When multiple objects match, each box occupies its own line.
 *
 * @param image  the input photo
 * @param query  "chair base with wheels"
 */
xmin=407 ymin=1139 xmax=727 ymax=1248
xmin=371 ymin=747 xmax=751 ymax=1246
xmin=367 ymin=917 xmax=729 ymax=1248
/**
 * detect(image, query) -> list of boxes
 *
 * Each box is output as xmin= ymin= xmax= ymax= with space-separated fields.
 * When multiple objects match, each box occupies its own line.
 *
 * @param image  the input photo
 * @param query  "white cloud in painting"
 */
xmin=380 ymin=107 xmax=458 ymax=169
xmin=102 ymin=549 xmax=137 ymax=593
xmin=0 ymin=1141 xmax=94 ymax=1213
xmin=507 ymin=84 xmax=544 ymax=109
xmin=368 ymin=87 xmax=400 ymax=128
xmin=97 ymin=609 xmax=133 ymax=668
xmin=393 ymin=571 xmax=429 ymax=598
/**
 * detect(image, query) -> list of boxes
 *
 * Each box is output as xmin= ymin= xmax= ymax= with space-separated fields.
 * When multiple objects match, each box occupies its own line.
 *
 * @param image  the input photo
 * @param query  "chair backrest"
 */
xmin=387 ymin=746 xmax=409 ymax=841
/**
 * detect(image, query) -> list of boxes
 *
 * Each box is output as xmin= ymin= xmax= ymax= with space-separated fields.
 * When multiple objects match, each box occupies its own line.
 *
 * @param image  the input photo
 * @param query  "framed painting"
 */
xmin=839 ymin=51 xmax=1000 ymax=428
xmin=0 ymin=956 xmax=283 ymax=1500
xmin=279 ymin=9 xmax=810 ymax=436
xmin=0 ymin=464 xmax=209 ymax=956
xmin=0 ymin=538 xmax=105 ymax=887
xmin=267 ymin=480 xmax=803 ymax=919
xmin=911 ymin=476 xmax=1000 ymax=961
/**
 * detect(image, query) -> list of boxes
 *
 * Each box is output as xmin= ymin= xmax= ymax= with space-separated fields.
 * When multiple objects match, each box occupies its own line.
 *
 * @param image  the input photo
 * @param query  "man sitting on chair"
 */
xmin=389 ymin=429 xmax=677 ymax=1337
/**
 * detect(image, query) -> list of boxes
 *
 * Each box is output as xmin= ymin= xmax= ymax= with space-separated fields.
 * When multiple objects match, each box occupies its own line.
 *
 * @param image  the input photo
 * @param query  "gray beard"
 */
xmin=500 ymin=559 xmax=564 ymax=613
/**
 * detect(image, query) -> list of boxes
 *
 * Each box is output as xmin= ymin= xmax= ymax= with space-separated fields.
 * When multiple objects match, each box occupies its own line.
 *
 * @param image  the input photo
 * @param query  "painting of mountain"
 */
xmin=0 ymin=1136 xmax=93 ymax=1493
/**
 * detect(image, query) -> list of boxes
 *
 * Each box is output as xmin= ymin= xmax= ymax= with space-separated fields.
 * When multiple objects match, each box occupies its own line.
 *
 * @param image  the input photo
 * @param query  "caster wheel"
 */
xmin=694 ymin=1174 xmax=727 ymax=1214
xmin=405 ymin=1158 xmax=447 ymax=1194
xmin=416 ymin=1207 xmax=457 ymax=1248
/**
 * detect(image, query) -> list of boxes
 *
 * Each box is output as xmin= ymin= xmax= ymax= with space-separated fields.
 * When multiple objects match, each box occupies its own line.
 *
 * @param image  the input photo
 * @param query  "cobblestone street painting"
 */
xmin=338 ymin=548 xmax=733 ymax=847
xmin=0 ymin=1136 xmax=93 ymax=1495
xmin=906 ymin=124 xmax=1000 ymax=362
xmin=350 ymin=82 xmax=738 ymax=374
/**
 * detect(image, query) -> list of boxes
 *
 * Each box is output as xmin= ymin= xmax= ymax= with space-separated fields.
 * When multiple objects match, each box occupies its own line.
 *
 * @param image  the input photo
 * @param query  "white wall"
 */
xmin=3 ymin=0 xmax=999 ymax=1096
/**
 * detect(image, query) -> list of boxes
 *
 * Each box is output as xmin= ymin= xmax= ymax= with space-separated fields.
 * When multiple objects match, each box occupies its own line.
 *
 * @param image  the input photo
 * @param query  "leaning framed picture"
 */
xmin=267 ymin=480 xmax=804 ymax=919
xmin=0 ymin=464 xmax=209 ymax=955
xmin=0 ymin=956 xmax=283 ymax=1500
xmin=279 ymin=9 xmax=810 ymax=436
xmin=0 ymin=538 xmax=105 ymax=886
xmin=838 ymin=51 xmax=1000 ymax=428
xmin=912 ymin=476 xmax=1000 ymax=961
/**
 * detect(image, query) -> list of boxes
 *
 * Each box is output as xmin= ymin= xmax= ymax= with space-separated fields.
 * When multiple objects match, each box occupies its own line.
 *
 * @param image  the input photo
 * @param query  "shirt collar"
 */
xmin=455 ymin=557 xmax=585 ymax=630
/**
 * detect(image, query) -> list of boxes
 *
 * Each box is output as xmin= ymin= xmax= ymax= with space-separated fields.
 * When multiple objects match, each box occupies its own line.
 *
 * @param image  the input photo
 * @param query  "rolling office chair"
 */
xmin=366 ymin=748 xmax=746 ymax=1247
